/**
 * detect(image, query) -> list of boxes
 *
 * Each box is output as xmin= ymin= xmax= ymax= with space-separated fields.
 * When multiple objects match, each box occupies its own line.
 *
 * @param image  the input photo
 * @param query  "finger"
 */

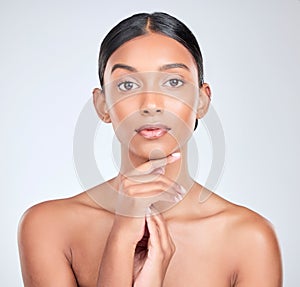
xmin=125 ymin=152 xmax=181 ymax=177
xmin=150 ymin=211 xmax=175 ymax=253
xmin=120 ymin=175 xmax=186 ymax=206
xmin=121 ymin=182 xmax=169 ymax=197
xmin=145 ymin=213 xmax=161 ymax=253
xmin=122 ymin=173 xmax=186 ymax=193
xmin=121 ymin=180 xmax=185 ymax=201
xmin=116 ymin=179 xmax=186 ymax=217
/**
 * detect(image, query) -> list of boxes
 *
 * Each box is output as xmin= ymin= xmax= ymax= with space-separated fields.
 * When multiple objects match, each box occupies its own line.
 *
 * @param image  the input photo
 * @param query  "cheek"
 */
xmin=108 ymin=100 xmax=139 ymax=144
xmin=168 ymin=98 xmax=197 ymax=127
xmin=166 ymin=100 xmax=197 ymax=146
xmin=108 ymin=99 xmax=137 ymax=125
xmin=108 ymin=96 xmax=197 ymax=146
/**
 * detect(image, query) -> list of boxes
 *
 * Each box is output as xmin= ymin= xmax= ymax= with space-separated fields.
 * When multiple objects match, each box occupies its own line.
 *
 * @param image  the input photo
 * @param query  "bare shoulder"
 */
xmin=225 ymin=199 xmax=278 ymax=246
xmin=207 ymin=192 xmax=282 ymax=285
xmin=18 ymin=188 xmax=115 ymax=286
xmin=18 ymin=191 xmax=106 ymax=247
xmin=17 ymin=193 xmax=98 ymax=286
xmin=19 ymin=192 xmax=91 ymax=227
xmin=207 ymin=192 xmax=280 ymax=247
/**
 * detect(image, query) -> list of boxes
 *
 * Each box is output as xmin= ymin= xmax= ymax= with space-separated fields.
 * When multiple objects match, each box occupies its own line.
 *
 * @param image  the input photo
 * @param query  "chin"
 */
xmin=129 ymin=136 xmax=180 ymax=160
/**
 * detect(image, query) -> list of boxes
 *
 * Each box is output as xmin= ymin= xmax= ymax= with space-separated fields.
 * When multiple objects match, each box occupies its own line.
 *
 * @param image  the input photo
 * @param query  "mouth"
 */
xmin=135 ymin=123 xmax=171 ymax=139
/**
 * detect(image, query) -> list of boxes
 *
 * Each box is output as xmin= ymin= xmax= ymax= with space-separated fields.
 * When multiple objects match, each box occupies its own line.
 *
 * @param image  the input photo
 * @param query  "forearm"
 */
xmin=97 ymin=230 xmax=136 ymax=287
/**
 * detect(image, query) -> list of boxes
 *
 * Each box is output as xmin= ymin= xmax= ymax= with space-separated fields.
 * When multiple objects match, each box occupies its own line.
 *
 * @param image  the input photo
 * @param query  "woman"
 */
xmin=18 ymin=12 xmax=282 ymax=287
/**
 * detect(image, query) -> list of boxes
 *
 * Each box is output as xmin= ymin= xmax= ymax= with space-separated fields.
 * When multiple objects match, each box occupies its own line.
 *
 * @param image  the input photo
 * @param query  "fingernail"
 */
xmin=175 ymin=193 xmax=183 ymax=202
xmin=171 ymin=152 xmax=181 ymax=158
xmin=146 ymin=206 xmax=152 ymax=216
xmin=168 ymin=152 xmax=181 ymax=163
xmin=177 ymin=184 xmax=187 ymax=195
xmin=152 ymin=167 xmax=165 ymax=175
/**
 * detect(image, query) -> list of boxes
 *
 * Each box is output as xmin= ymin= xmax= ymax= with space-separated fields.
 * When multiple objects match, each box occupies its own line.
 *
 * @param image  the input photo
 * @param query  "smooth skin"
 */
xmin=18 ymin=33 xmax=282 ymax=287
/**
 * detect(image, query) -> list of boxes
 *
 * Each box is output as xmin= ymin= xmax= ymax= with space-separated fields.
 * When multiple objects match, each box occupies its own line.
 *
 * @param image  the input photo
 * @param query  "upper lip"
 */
xmin=135 ymin=123 xmax=171 ymax=133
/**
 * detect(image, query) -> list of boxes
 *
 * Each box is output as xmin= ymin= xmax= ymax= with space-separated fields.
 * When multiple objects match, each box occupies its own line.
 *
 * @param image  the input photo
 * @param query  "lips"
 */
xmin=135 ymin=123 xmax=171 ymax=139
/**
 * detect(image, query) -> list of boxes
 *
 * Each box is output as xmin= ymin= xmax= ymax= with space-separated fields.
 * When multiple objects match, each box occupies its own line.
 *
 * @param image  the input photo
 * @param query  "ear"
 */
xmin=93 ymin=88 xmax=111 ymax=123
xmin=196 ymin=83 xmax=211 ymax=119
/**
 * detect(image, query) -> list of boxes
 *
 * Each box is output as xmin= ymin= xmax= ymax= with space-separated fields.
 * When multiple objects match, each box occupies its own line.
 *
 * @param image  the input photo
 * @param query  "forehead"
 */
xmin=104 ymin=33 xmax=198 ymax=77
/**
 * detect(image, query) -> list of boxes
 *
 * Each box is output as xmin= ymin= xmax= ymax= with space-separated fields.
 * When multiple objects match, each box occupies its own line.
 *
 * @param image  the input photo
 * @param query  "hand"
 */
xmin=133 ymin=210 xmax=175 ymax=287
xmin=111 ymin=153 xmax=184 ymax=246
xmin=116 ymin=153 xmax=185 ymax=217
xmin=98 ymin=153 xmax=183 ymax=287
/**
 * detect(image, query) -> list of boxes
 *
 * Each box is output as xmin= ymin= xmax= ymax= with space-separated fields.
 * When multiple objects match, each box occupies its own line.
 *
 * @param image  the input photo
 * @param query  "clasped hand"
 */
xmin=102 ymin=153 xmax=185 ymax=287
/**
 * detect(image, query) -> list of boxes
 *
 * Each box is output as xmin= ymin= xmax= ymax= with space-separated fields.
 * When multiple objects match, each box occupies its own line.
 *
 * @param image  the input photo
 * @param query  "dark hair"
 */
xmin=98 ymin=12 xmax=203 ymax=130
xmin=98 ymin=12 xmax=204 ymax=88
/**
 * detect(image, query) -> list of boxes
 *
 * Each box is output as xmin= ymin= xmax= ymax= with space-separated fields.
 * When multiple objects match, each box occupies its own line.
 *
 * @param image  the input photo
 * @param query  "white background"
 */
xmin=1 ymin=0 xmax=299 ymax=286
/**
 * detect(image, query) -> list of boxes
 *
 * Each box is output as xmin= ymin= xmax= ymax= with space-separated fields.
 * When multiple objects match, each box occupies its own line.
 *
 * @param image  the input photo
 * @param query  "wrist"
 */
xmin=110 ymin=216 xmax=145 ymax=245
xmin=109 ymin=224 xmax=141 ymax=248
xmin=134 ymin=276 xmax=163 ymax=287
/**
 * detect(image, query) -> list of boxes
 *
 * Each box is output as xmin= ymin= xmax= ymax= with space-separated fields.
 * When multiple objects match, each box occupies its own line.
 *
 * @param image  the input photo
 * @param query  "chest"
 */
xmin=70 ymin=223 xmax=235 ymax=287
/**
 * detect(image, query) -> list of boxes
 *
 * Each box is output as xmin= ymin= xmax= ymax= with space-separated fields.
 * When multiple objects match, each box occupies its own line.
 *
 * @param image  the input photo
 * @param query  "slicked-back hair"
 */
xmin=98 ymin=12 xmax=204 ymax=88
xmin=98 ymin=12 xmax=204 ymax=130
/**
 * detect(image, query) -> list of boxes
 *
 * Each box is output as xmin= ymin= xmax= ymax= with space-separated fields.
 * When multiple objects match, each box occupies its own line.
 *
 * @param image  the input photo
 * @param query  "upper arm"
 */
xmin=234 ymin=215 xmax=282 ymax=287
xmin=18 ymin=203 xmax=78 ymax=287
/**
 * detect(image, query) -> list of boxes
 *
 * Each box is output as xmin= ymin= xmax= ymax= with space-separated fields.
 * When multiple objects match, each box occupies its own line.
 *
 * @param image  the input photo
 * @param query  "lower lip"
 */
xmin=137 ymin=128 xmax=169 ymax=139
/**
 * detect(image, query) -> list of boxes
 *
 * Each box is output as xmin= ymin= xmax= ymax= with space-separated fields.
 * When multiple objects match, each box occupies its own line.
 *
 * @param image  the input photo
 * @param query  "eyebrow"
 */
xmin=159 ymin=63 xmax=190 ymax=71
xmin=110 ymin=62 xmax=190 ymax=74
xmin=111 ymin=64 xmax=137 ymax=74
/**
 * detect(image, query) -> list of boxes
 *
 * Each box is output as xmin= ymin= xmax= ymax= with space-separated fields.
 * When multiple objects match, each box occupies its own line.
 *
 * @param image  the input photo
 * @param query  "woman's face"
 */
xmin=99 ymin=33 xmax=209 ymax=160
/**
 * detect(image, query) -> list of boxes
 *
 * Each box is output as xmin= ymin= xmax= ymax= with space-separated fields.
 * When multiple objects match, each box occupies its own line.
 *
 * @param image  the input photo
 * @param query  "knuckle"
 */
xmin=162 ymin=249 xmax=172 ymax=260
xmin=126 ymin=187 xmax=136 ymax=197
xmin=158 ymin=180 xmax=168 ymax=190
xmin=171 ymin=243 xmax=176 ymax=254
xmin=121 ymin=184 xmax=134 ymax=196
xmin=165 ymin=249 xmax=175 ymax=259
xmin=157 ymin=181 xmax=166 ymax=191
xmin=121 ymin=178 xmax=129 ymax=187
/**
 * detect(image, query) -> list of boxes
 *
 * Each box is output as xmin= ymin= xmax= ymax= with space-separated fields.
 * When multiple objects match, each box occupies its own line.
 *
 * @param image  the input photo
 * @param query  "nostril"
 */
xmin=140 ymin=107 xmax=163 ymax=115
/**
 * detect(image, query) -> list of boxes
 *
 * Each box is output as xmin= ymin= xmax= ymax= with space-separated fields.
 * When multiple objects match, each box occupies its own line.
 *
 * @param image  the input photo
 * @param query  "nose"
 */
xmin=140 ymin=93 xmax=164 ymax=116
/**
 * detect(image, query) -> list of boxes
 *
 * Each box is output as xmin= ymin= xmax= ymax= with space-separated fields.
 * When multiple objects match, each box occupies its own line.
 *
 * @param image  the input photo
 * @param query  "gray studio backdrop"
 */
xmin=1 ymin=0 xmax=299 ymax=286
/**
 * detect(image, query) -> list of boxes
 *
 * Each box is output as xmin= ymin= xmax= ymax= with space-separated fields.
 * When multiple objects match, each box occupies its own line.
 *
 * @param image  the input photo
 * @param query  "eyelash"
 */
xmin=117 ymin=77 xmax=185 ymax=92
xmin=163 ymin=78 xmax=185 ymax=88
xmin=117 ymin=81 xmax=140 ymax=91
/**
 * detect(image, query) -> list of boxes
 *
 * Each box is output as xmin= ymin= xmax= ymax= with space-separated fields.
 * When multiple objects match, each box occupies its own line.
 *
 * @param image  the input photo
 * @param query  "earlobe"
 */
xmin=92 ymin=88 xmax=111 ymax=123
xmin=196 ymin=83 xmax=211 ymax=119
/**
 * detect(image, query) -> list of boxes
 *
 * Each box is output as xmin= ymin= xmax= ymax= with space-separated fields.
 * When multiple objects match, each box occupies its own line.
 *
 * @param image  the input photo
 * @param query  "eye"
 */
xmin=163 ymin=78 xmax=184 ymax=88
xmin=118 ymin=81 xmax=139 ymax=91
